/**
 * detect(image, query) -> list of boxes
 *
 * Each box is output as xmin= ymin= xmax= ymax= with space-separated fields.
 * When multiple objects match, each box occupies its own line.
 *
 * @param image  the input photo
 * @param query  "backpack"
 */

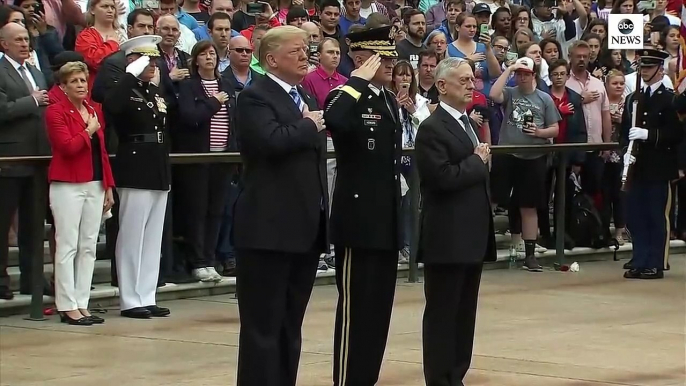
xmin=566 ymin=173 xmax=615 ymax=249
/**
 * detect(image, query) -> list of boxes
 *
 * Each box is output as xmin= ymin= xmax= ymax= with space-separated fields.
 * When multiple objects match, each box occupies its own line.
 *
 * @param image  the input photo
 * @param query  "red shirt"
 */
xmin=45 ymin=96 xmax=115 ymax=189
xmin=466 ymin=90 xmax=487 ymax=111
xmin=551 ymin=91 xmax=569 ymax=144
xmin=74 ymin=27 xmax=120 ymax=92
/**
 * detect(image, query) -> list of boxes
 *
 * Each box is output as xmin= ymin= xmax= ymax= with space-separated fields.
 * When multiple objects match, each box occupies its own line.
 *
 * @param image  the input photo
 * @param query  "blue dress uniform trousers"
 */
xmin=626 ymin=181 xmax=671 ymax=270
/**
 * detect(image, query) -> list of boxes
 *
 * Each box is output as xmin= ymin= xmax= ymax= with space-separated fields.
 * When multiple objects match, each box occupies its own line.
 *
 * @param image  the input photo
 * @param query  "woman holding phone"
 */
xmin=390 ymin=60 xmax=431 ymax=263
xmin=447 ymin=12 xmax=501 ymax=95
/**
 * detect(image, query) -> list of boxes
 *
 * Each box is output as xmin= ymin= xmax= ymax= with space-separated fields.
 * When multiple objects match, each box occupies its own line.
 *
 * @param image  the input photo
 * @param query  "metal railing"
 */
xmin=0 ymin=142 xmax=619 ymax=319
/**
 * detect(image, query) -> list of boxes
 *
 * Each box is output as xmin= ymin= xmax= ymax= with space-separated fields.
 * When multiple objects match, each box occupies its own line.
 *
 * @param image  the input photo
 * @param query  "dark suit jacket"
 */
xmin=176 ymin=75 xmax=237 ymax=153
xmin=415 ymin=105 xmax=496 ymax=265
xmin=233 ymin=75 xmax=328 ymax=254
xmin=0 ymin=56 xmax=50 ymax=177
xmin=155 ymin=47 xmax=191 ymax=106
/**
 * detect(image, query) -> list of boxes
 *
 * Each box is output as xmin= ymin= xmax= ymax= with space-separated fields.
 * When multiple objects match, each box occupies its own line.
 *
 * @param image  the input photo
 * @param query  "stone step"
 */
xmin=2 ymin=240 xmax=684 ymax=317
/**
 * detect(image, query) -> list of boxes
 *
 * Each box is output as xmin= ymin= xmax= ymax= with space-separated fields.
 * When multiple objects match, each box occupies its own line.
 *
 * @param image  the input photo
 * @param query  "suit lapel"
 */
xmin=1 ymin=57 xmax=31 ymax=93
xmin=437 ymin=105 xmax=472 ymax=148
xmin=27 ymin=64 xmax=46 ymax=90
xmin=263 ymin=76 xmax=302 ymax=117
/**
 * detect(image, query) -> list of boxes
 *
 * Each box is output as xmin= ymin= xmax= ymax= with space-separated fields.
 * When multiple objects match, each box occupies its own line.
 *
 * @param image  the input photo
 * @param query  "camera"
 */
xmin=246 ymin=2 xmax=267 ymax=15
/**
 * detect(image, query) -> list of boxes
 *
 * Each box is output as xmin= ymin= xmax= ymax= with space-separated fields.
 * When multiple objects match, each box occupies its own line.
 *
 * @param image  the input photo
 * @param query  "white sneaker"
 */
xmin=515 ymin=240 xmax=547 ymax=253
xmin=193 ymin=268 xmax=214 ymax=282
xmin=205 ymin=267 xmax=223 ymax=282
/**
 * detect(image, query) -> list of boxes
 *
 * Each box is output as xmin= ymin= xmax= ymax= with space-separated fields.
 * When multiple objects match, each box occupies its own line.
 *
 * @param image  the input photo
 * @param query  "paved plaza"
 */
xmin=1 ymin=257 xmax=685 ymax=386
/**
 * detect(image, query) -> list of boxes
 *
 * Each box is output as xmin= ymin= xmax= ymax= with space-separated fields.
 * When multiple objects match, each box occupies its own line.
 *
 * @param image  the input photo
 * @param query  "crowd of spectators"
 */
xmin=0 ymin=0 xmax=685 ymax=310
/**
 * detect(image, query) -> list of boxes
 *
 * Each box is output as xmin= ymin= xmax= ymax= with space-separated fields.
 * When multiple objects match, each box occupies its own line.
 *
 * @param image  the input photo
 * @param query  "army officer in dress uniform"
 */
xmin=621 ymin=48 xmax=683 ymax=280
xmin=323 ymin=25 xmax=403 ymax=385
xmin=103 ymin=35 xmax=172 ymax=318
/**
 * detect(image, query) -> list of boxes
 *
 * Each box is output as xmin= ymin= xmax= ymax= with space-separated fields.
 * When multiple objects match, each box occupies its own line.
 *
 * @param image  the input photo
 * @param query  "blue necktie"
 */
xmin=289 ymin=87 xmax=302 ymax=110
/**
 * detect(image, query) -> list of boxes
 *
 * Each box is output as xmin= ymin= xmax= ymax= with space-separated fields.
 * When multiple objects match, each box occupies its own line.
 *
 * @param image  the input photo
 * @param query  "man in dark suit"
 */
xmin=233 ymin=26 xmax=328 ymax=386
xmin=415 ymin=57 xmax=496 ymax=386
xmin=0 ymin=23 xmax=50 ymax=300
xmin=323 ymin=25 xmax=403 ymax=385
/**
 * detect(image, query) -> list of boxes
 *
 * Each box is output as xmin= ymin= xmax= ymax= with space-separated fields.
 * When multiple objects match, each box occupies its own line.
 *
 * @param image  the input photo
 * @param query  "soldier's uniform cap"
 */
xmin=346 ymin=25 xmax=399 ymax=58
xmin=638 ymin=48 xmax=670 ymax=67
xmin=120 ymin=35 xmax=163 ymax=58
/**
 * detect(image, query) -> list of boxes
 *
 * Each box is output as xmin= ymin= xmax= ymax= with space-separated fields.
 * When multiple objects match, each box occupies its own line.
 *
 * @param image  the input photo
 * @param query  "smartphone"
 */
xmin=310 ymin=15 xmax=320 ymax=23
xmin=522 ymin=114 xmax=534 ymax=131
xmin=399 ymin=82 xmax=410 ymax=97
xmin=34 ymin=0 xmax=44 ymax=15
xmin=246 ymin=2 xmax=266 ymax=15
xmin=480 ymin=24 xmax=489 ymax=36
xmin=506 ymin=52 xmax=518 ymax=63
xmin=309 ymin=42 xmax=318 ymax=55
xmin=638 ymin=0 xmax=656 ymax=9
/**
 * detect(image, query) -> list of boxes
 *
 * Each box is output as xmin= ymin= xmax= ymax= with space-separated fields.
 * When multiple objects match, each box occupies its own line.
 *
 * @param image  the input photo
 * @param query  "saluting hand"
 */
xmin=351 ymin=54 xmax=381 ymax=82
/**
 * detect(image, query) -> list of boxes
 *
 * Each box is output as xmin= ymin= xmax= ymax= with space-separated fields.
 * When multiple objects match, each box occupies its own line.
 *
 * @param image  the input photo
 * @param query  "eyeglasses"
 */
xmin=551 ymin=72 xmax=567 ymax=78
xmin=232 ymin=48 xmax=253 ymax=54
xmin=493 ymin=44 xmax=509 ymax=51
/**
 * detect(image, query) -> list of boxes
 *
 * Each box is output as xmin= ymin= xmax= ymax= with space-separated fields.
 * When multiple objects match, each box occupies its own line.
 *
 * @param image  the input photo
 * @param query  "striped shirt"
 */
xmin=201 ymin=79 xmax=230 ymax=151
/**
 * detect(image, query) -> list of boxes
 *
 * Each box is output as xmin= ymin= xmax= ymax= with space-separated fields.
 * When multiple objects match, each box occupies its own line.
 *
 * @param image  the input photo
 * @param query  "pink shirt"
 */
xmin=301 ymin=66 xmax=348 ymax=110
xmin=566 ymin=71 xmax=609 ymax=144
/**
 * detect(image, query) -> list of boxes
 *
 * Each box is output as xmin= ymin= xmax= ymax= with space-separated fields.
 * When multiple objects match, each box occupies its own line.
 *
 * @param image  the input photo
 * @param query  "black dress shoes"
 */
xmin=121 ymin=307 xmax=152 ymax=319
xmin=623 ymin=259 xmax=634 ymax=270
xmin=639 ymin=268 xmax=664 ymax=279
xmin=86 ymin=315 xmax=105 ymax=324
xmin=145 ymin=305 xmax=171 ymax=317
xmin=60 ymin=312 xmax=94 ymax=326
xmin=623 ymin=269 xmax=642 ymax=279
xmin=0 ymin=286 xmax=13 ymax=300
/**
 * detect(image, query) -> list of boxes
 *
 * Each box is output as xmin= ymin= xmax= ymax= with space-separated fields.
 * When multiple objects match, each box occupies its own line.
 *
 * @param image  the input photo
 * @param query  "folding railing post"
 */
xmin=555 ymin=152 xmax=567 ymax=265
xmin=26 ymin=166 xmax=47 ymax=321
xmin=408 ymin=160 xmax=420 ymax=283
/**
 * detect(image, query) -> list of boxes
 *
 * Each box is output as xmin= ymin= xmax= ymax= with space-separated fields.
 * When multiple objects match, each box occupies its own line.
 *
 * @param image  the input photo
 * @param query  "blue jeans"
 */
xmin=216 ymin=181 xmax=240 ymax=263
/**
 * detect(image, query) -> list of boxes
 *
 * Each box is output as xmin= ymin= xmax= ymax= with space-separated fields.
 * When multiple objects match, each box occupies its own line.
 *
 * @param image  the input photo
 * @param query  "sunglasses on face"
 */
xmin=232 ymin=48 xmax=253 ymax=54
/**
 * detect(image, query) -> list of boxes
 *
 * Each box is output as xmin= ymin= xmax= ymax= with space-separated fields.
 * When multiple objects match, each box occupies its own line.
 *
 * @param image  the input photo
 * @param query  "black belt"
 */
xmin=124 ymin=132 xmax=164 ymax=144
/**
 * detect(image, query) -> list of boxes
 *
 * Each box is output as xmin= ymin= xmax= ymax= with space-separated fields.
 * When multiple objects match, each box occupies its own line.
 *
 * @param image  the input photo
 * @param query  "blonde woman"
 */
xmin=45 ymin=61 xmax=115 ymax=325
xmin=75 ymin=0 xmax=126 ymax=91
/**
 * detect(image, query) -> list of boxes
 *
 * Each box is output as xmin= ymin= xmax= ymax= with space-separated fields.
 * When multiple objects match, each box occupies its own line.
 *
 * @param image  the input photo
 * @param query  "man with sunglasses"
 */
xmin=222 ymin=35 xmax=257 ymax=93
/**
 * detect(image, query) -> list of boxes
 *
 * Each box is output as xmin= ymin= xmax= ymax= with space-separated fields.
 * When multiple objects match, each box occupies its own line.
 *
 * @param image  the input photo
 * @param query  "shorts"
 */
xmin=491 ymin=154 xmax=547 ymax=209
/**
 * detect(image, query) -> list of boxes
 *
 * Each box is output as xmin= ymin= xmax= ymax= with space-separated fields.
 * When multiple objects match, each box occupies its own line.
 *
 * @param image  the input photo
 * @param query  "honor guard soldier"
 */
xmin=323 ymin=25 xmax=403 ymax=385
xmin=621 ymin=48 xmax=683 ymax=280
xmin=103 ymin=35 xmax=172 ymax=317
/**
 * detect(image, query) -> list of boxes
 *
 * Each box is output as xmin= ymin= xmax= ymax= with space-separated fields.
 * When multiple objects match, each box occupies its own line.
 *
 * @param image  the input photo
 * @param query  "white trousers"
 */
xmin=50 ymin=181 xmax=105 ymax=311
xmin=115 ymin=188 xmax=168 ymax=311
xmin=327 ymin=136 xmax=337 ymax=213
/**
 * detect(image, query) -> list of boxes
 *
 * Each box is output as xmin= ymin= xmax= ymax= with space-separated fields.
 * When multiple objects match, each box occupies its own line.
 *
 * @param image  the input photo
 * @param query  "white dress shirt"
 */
xmin=5 ymin=54 xmax=38 ymax=91
xmin=642 ymin=79 xmax=663 ymax=97
xmin=440 ymin=101 xmax=478 ymax=147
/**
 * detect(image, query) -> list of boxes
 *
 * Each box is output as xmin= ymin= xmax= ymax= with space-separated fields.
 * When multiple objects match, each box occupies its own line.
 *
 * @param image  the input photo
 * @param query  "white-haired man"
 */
xmin=233 ymin=26 xmax=327 ymax=386
xmin=415 ymin=57 xmax=496 ymax=385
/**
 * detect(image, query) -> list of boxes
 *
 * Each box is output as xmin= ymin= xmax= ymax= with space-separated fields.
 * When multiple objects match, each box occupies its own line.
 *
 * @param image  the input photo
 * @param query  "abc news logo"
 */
xmin=608 ymin=14 xmax=643 ymax=49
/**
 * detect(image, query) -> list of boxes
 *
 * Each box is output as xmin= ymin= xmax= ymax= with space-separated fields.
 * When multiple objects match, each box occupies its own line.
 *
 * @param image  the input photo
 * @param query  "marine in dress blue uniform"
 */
xmin=621 ymin=48 xmax=683 ymax=279
xmin=323 ymin=25 xmax=403 ymax=385
xmin=103 ymin=36 xmax=172 ymax=317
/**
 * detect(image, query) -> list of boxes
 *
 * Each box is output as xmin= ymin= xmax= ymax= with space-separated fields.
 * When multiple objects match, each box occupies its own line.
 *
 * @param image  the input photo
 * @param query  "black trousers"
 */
xmin=423 ymin=263 xmax=483 ymax=386
xmin=333 ymin=247 xmax=398 ymax=386
xmin=0 ymin=175 xmax=45 ymax=291
xmin=235 ymin=248 xmax=320 ymax=386
xmin=601 ymin=162 xmax=626 ymax=230
xmin=581 ymin=152 xmax=604 ymax=197
xmin=173 ymin=163 xmax=232 ymax=269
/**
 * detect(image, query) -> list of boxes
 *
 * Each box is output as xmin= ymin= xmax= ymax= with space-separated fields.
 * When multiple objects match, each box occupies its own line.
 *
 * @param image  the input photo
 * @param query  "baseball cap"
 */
xmin=514 ymin=56 xmax=535 ymax=73
xmin=472 ymin=3 xmax=492 ymax=14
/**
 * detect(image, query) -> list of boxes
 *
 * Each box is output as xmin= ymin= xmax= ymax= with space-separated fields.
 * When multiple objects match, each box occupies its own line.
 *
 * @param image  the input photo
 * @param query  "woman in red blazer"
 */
xmin=45 ymin=61 xmax=115 ymax=326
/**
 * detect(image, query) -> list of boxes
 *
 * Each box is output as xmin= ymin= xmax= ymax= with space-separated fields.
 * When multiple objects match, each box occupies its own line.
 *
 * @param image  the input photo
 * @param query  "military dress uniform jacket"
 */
xmin=324 ymin=76 xmax=403 ymax=251
xmin=103 ymin=73 xmax=171 ymax=191
xmin=620 ymin=84 xmax=684 ymax=182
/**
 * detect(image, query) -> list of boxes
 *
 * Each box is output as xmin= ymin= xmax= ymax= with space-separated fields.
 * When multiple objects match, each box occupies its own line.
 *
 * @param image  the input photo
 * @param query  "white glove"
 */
xmin=629 ymin=127 xmax=649 ymax=141
xmin=126 ymin=55 xmax=150 ymax=78
xmin=623 ymin=153 xmax=636 ymax=165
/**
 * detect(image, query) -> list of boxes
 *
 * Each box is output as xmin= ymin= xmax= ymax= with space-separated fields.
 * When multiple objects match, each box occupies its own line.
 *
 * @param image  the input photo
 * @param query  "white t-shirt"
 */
xmin=623 ymin=71 xmax=674 ymax=99
xmin=644 ymin=13 xmax=681 ymax=26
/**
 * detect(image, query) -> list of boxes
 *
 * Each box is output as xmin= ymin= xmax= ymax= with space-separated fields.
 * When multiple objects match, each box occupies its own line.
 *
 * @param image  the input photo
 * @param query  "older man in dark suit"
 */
xmin=415 ymin=57 xmax=496 ymax=386
xmin=234 ymin=25 xmax=328 ymax=386
xmin=0 ymin=23 xmax=50 ymax=300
